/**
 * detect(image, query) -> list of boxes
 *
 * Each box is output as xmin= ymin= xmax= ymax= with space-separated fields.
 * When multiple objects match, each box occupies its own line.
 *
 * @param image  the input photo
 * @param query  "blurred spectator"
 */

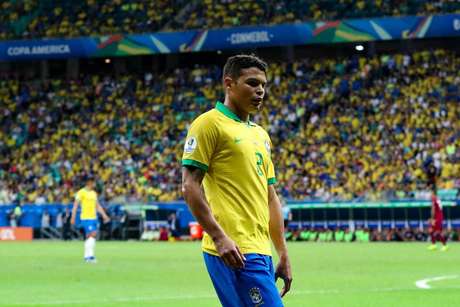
xmin=9 ymin=204 xmax=22 ymax=227
xmin=159 ymin=226 xmax=169 ymax=241
xmin=141 ymin=225 xmax=160 ymax=241
xmin=167 ymin=212 xmax=180 ymax=239
xmin=281 ymin=199 xmax=292 ymax=229
xmin=41 ymin=210 xmax=50 ymax=230
xmin=55 ymin=210 xmax=63 ymax=230
xmin=62 ymin=206 xmax=72 ymax=240
xmin=403 ymin=228 xmax=415 ymax=241
xmin=0 ymin=183 xmax=11 ymax=205
xmin=35 ymin=190 xmax=47 ymax=205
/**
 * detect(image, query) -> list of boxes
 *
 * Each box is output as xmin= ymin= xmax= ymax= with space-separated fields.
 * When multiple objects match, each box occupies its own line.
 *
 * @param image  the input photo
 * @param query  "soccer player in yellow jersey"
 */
xmin=182 ymin=54 xmax=292 ymax=306
xmin=71 ymin=175 xmax=110 ymax=263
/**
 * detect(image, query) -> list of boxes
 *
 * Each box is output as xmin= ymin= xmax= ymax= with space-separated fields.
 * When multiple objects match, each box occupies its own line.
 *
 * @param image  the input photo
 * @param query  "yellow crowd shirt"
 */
xmin=182 ymin=102 xmax=276 ymax=256
xmin=75 ymin=188 xmax=98 ymax=220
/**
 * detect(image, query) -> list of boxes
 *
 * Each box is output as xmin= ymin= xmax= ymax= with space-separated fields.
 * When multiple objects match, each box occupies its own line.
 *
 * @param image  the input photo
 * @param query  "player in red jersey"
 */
xmin=427 ymin=188 xmax=448 ymax=251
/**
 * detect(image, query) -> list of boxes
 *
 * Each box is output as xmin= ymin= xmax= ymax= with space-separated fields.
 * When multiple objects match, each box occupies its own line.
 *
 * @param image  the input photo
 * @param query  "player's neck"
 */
xmin=223 ymin=99 xmax=249 ymax=122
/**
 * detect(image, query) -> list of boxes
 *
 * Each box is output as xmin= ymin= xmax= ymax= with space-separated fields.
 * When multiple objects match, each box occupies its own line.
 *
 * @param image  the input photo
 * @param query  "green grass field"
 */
xmin=0 ymin=241 xmax=459 ymax=307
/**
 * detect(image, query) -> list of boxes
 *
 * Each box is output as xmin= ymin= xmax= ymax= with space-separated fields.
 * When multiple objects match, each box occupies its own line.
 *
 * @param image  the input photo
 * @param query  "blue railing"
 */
xmin=1 ymin=197 xmax=458 ymax=229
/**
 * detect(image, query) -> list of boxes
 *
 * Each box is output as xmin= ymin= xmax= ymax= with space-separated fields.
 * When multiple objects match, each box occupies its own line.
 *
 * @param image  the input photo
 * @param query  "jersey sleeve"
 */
xmin=265 ymin=133 xmax=276 ymax=185
xmin=75 ymin=189 xmax=82 ymax=202
xmin=267 ymin=158 xmax=276 ymax=185
xmin=182 ymin=115 xmax=218 ymax=172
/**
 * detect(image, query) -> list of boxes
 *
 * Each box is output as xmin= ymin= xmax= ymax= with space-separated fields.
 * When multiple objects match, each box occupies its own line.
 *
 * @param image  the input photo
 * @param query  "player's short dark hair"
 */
xmin=85 ymin=174 xmax=95 ymax=182
xmin=223 ymin=54 xmax=267 ymax=80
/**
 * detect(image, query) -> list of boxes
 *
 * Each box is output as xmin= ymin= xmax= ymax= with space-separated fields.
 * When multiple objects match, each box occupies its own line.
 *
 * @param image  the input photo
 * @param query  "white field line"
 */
xmin=415 ymin=275 xmax=459 ymax=289
xmin=7 ymin=285 xmax=460 ymax=306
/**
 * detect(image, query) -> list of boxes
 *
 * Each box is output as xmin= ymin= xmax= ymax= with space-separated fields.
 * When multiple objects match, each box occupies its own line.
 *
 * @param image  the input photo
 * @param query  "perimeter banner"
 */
xmin=0 ymin=227 xmax=33 ymax=241
xmin=0 ymin=14 xmax=459 ymax=61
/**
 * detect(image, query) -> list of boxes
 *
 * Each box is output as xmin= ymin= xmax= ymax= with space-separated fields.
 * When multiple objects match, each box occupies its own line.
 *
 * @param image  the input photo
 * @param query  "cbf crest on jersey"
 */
xmin=264 ymin=140 xmax=271 ymax=154
xmin=184 ymin=137 xmax=197 ymax=153
xmin=249 ymin=287 xmax=263 ymax=305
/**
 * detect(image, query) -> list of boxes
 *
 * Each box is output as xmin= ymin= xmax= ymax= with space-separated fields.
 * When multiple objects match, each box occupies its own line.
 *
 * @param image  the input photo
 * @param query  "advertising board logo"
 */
xmin=7 ymin=45 xmax=71 ymax=56
xmin=454 ymin=19 xmax=460 ymax=31
xmin=229 ymin=31 xmax=271 ymax=45
xmin=0 ymin=228 xmax=16 ymax=240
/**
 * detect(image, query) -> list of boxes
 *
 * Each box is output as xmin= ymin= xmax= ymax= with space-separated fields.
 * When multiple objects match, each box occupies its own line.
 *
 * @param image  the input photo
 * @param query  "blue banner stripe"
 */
xmin=0 ymin=14 xmax=459 ymax=61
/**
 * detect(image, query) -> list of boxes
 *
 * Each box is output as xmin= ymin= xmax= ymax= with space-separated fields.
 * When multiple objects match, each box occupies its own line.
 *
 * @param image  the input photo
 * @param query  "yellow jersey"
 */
xmin=75 ymin=188 xmax=98 ymax=220
xmin=182 ymin=102 xmax=276 ymax=256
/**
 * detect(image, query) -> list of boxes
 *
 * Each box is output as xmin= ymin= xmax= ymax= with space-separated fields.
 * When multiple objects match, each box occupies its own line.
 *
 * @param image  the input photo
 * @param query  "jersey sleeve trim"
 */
xmin=182 ymin=159 xmax=209 ymax=172
xmin=268 ymin=178 xmax=277 ymax=185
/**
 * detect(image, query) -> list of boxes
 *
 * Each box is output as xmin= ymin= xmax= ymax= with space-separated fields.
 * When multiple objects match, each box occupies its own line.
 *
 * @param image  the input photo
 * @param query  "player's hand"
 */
xmin=214 ymin=235 xmax=246 ymax=269
xmin=275 ymin=254 xmax=292 ymax=298
xmin=70 ymin=218 xmax=75 ymax=225
xmin=103 ymin=216 xmax=111 ymax=224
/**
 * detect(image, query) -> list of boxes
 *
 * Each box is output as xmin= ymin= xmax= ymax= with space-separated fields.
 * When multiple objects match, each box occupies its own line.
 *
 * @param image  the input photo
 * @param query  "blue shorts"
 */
xmin=203 ymin=252 xmax=283 ymax=307
xmin=81 ymin=219 xmax=98 ymax=236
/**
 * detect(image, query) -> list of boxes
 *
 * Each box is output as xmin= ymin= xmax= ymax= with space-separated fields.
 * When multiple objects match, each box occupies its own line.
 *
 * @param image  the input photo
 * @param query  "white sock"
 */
xmin=84 ymin=238 xmax=91 ymax=258
xmin=88 ymin=237 xmax=96 ymax=258
xmin=84 ymin=237 xmax=96 ymax=258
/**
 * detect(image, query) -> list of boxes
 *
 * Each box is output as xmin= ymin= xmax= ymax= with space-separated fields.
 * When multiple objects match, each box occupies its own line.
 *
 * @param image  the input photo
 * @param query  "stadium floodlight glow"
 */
xmin=104 ymin=58 xmax=111 ymax=64
xmin=355 ymin=45 xmax=364 ymax=51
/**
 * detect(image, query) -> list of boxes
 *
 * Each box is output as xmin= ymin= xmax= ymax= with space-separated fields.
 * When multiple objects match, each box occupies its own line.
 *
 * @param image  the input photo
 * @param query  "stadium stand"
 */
xmin=177 ymin=0 xmax=460 ymax=31
xmin=1 ymin=0 xmax=459 ymax=40
xmin=0 ymin=0 xmax=188 ymax=40
xmin=0 ymin=49 xmax=459 ymax=204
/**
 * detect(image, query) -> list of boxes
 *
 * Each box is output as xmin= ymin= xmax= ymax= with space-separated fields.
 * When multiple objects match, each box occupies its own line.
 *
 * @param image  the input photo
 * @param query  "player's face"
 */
xmin=86 ymin=180 xmax=95 ymax=189
xmin=227 ymin=67 xmax=267 ymax=115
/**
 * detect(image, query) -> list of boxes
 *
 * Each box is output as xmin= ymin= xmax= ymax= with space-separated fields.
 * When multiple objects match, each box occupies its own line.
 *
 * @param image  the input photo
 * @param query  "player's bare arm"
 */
xmin=70 ymin=200 xmax=79 ymax=225
xmin=268 ymin=184 xmax=293 ymax=297
xmin=97 ymin=201 xmax=110 ymax=223
xmin=182 ymin=166 xmax=246 ymax=269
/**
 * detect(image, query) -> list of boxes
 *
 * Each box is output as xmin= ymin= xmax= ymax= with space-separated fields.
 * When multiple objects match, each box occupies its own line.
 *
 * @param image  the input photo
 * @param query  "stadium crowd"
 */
xmin=0 ymin=49 xmax=459 ymax=205
xmin=0 ymin=0 xmax=186 ymax=40
xmin=1 ymin=0 xmax=459 ymax=40
xmin=179 ymin=0 xmax=460 ymax=31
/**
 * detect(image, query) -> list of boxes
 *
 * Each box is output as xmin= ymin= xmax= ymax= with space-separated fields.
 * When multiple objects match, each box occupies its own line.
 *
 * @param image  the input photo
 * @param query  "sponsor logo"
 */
xmin=249 ymin=287 xmax=263 ymax=305
xmin=7 ymin=45 xmax=71 ymax=56
xmin=264 ymin=140 xmax=271 ymax=154
xmin=0 ymin=228 xmax=16 ymax=240
xmin=454 ymin=19 xmax=460 ymax=31
xmin=229 ymin=31 xmax=271 ymax=45
xmin=234 ymin=137 xmax=243 ymax=144
xmin=184 ymin=137 xmax=197 ymax=153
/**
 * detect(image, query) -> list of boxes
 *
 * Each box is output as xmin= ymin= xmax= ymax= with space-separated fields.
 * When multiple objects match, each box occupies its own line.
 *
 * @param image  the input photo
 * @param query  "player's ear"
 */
xmin=223 ymin=76 xmax=233 ymax=90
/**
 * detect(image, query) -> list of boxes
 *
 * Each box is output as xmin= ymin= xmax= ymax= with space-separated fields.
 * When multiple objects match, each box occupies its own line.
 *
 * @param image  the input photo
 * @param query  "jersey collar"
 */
xmin=216 ymin=101 xmax=256 ymax=126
